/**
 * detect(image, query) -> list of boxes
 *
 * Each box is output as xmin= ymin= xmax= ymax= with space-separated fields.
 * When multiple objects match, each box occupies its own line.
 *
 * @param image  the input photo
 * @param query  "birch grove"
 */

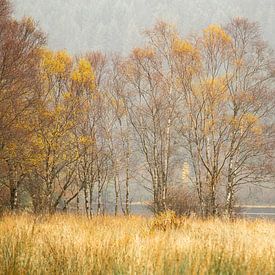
xmin=1 ymin=0 xmax=275 ymax=216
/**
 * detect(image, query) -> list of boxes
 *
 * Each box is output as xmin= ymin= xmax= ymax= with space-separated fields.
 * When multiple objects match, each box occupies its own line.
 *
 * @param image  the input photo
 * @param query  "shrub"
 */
xmin=165 ymin=186 xmax=199 ymax=216
xmin=151 ymin=210 xmax=184 ymax=231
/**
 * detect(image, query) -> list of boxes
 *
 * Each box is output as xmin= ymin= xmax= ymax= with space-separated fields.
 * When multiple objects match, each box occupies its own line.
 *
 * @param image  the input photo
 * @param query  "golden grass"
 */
xmin=0 ymin=213 xmax=274 ymax=274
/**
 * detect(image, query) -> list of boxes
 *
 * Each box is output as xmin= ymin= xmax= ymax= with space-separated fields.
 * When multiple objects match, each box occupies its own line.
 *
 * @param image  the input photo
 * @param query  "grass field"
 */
xmin=0 ymin=212 xmax=274 ymax=274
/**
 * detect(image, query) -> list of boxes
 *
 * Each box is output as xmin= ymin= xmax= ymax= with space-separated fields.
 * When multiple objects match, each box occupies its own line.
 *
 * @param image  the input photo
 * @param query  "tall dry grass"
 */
xmin=0 ymin=212 xmax=274 ymax=274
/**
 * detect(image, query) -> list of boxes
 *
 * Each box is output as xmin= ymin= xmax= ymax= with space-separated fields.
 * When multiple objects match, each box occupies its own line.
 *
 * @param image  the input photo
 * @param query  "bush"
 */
xmin=150 ymin=210 xmax=184 ymax=231
xmin=165 ymin=186 xmax=199 ymax=216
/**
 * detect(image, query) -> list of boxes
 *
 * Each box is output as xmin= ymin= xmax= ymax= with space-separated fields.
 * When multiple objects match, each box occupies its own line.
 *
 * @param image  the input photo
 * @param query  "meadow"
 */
xmin=0 ymin=212 xmax=274 ymax=274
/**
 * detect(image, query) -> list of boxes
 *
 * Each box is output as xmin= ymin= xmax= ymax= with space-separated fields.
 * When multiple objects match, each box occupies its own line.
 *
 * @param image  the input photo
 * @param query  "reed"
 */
xmin=0 ymin=212 xmax=274 ymax=274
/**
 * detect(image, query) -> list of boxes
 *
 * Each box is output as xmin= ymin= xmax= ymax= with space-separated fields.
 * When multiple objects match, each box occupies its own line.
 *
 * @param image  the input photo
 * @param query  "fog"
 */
xmin=13 ymin=0 xmax=275 ymax=54
xmin=11 ymin=0 xmax=275 ymax=206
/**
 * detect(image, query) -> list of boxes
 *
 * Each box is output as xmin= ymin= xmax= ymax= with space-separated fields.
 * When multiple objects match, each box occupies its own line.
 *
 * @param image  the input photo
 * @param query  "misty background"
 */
xmin=11 ymin=0 xmax=275 ymax=206
xmin=13 ymin=0 xmax=275 ymax=54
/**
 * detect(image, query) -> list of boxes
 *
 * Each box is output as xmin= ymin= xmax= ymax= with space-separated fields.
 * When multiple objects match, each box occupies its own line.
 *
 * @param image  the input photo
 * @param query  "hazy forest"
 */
xmin=0 ymin=0 xmax=275 ymax=274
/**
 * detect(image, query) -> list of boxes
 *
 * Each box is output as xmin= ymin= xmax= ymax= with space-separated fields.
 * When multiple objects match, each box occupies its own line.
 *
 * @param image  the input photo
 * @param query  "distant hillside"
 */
xmin=13 ymin=0 xmax=275 ymax=54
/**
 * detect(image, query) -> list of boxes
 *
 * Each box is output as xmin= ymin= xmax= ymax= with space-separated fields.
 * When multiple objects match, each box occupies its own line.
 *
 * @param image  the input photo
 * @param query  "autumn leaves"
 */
xmin=122 ymin=20 xmax=274 ymax=216
xmin=0 ymin=0 xmax=274 ymax=216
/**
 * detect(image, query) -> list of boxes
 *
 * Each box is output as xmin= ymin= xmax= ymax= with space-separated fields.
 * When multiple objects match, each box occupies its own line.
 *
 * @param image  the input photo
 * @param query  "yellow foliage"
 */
xmin=242 ymin=113 xmax=258 ymax=125
xmin=203 ymin=24 xmax=231 ymax=46
xmin=29 ymin=154 xmax=44 ymax=167
xmin=78 ymin=135 xmax=92 ymax=145
xmin=110 ymin=97 xmax=126 ymax=117
xmin=72 ymin=58 xmax=95 ymax=89
xmin=151 ymin=210 xmax=184 ymax=231
xmin=63 ymin=91 xmax=72 ymax=100
xmin=241 ymin=113 xmax=262 ymax=135
xmin=41 ymin=49 xmax=72 ymax=75
xmin=172 ymin=38 xmax=201 ymax=77
xmin=5 ymin=142 xmax=17 ymax=157
xmin=204 ymin=119 xmax=216 ymax=134
xmin=55 ymin=104 xmax=65 ymax=115
xmin=172 ymin=38 xmax=199 ymax=58
xmin=132 ymin=47 xmax=155 ymax=59
xmin=203 ymin=77 xmax=228 ymax=100
xmin=234 ymin=58 xmax=244 ymax=68
xmin=229 ymin=113 xmax=262 ymax=135
xmin=30 ymin=135 xmax=45 ymax=150
xmin=251 ymin=125 xmax=263 ymax=135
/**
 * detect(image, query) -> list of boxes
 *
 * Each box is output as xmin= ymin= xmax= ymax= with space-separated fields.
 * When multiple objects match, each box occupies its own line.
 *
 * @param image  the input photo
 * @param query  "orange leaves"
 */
xmin=72 ymin=58 xmax=95 ymax=90
xmin=40 ymin=50 xmax=96 ymax=114
xmin=203 ymin=25 xmax=232 ymax=47
xmin=241 ymin=113 xmax=263 ymax=135
xmin=200 ymin=77 xmax=228 ymax=104
xmin=172 ymin=38 xmax=198 ymax=58
xmin=78 ymin=135 xmax=95 ymax=147
xmin=172 ymin=38 xmax=201 ymax=78
xmin=204 ymin=77 xmax=227 ymax=92
xmin=41 ymin=49 xmax=96 ymax=91
xmin=110 ymin=97 xmax=127 ymax=118
xmin=228 ymin=113 xmax=263 ymax=136
xmin=234 ymin=58 xmax=244 ymax=68
xmin=242 ymin=113 xmax=258 ymax=125
xmin=132 ymin=47 xmax=155 ymax=60
xmin=63 ymin=91 xmax=72 ymax=100
xmin=32 ymin=51 xmax=96 ymax=176
xmin=41 ymin=49 xmax=72 ymax=76
xmin=202 ymin=25 xmax=232 ymax=59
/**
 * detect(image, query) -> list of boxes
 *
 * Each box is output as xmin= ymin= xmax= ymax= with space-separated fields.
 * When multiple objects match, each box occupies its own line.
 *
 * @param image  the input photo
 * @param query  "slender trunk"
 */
xmin=209 ymin=176 xmax=217 ymax=216
xmin=10 ymin=185 xmax=18 ymax=211
xmin=163 ymin=112 xmax=172 ymax=211
xmin=226 ymin=110 xmax=238 ymax=217
xmin=210 ymin=186 xmax=216 ymax=216
xmin=63 ymin=201 xmax=68 ymax=212
xmin=125 ymin=169 xmax=130 ymax=215
xmin=114 ymin=177 xmax=119 ymax=216
xmin=226 ymin=129 xmax=237 ymax=217
xmin=46 ymin=182 xmax=53 ymax=214
xmin=161 ymin=175 xmax=167 ymax=212
xmin=63 ymin=186 xmax=83 ymax=212
xmin=7 ymin=161 xmax=18 ymax=211
xmin=76 ymin=194 xmax=80 ymax=213
xmin=196 ymin=179 xmax=205 ymax=217
xmin=226 ymin=164 xmax=235 ymax=217
xmin=97 ymin=183 xmax=102 ymax=215
xmin=89 ymin=183 xmax=94 ymax=217
xmin=162 ymin=68 xmax=173 ymax=212
xmin=153 ymin=171 xmax=159 ymax=213
xmin=125 ymin=121 xmax=130 ymax=215
xmin=84 ymin=183 xmax=89 ymax=216
xmin=226 ymin=184 xmax=234 ymax=217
